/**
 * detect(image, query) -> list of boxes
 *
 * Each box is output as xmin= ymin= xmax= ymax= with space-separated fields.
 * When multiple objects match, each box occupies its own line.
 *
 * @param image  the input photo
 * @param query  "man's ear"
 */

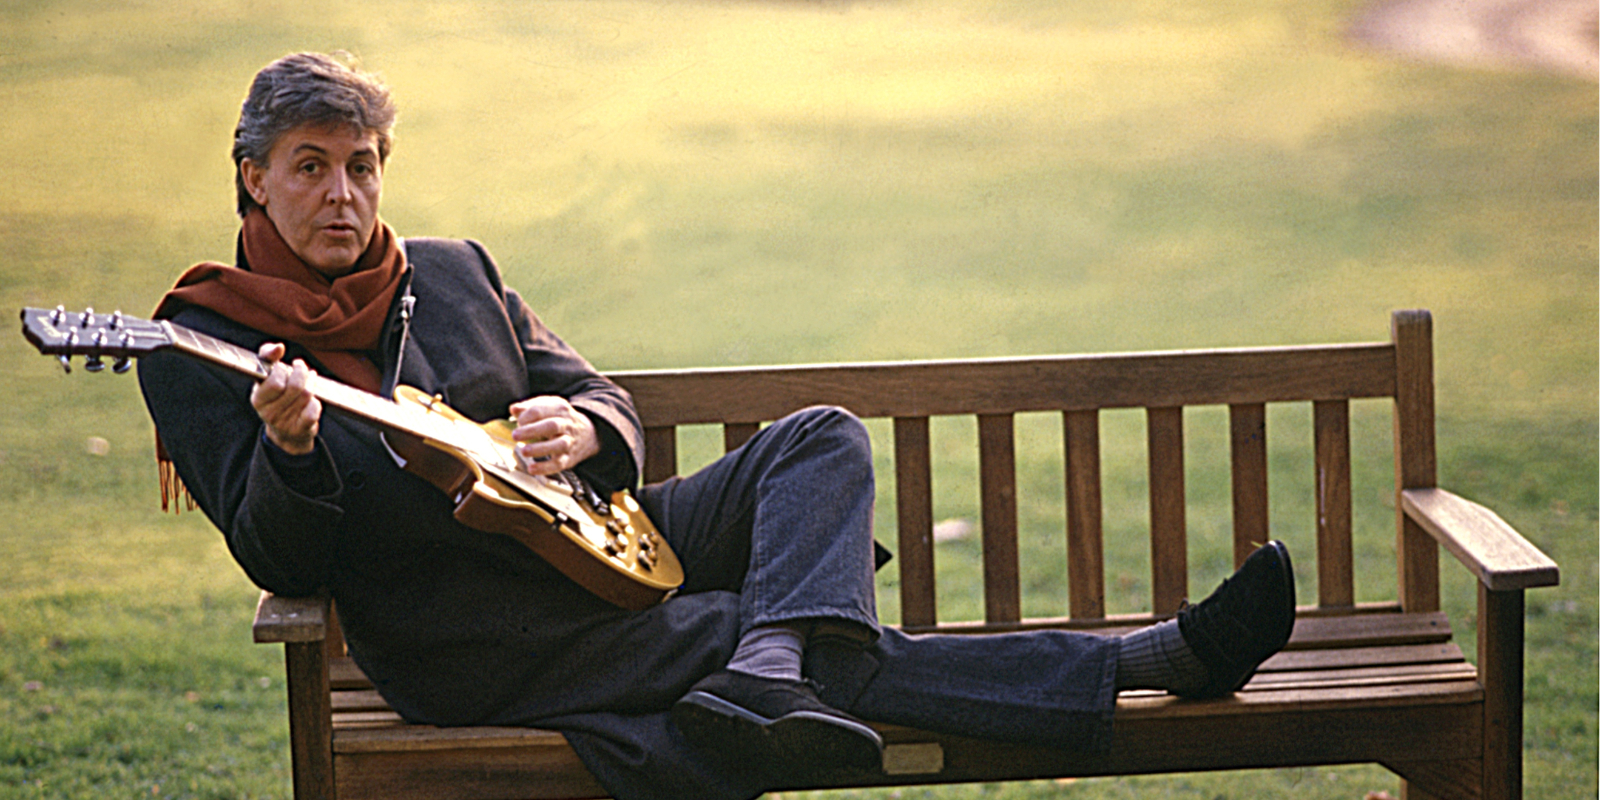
xmin=239 ymin=159 xmax=269 ymax=207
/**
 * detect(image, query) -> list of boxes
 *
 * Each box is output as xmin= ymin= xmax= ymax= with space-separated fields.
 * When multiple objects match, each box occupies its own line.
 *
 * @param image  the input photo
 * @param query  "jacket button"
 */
xmin=347 ymin=470 xmax=366 ymax=490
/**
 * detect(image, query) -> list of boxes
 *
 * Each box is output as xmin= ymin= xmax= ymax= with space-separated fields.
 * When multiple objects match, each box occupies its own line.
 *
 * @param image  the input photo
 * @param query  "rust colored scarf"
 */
xmin=153 ymin=208 xmax=407 ymax=510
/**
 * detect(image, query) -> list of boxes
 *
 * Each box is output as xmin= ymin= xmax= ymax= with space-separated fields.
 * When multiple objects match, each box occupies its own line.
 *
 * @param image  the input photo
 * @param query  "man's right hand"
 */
xmin=252 ymin=342 xmax=322 ymax=455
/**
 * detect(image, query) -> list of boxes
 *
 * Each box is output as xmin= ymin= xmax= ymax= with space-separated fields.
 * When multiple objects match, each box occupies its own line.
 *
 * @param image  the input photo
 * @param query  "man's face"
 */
xmin=240 ymin=124 xmax=384 ymax=278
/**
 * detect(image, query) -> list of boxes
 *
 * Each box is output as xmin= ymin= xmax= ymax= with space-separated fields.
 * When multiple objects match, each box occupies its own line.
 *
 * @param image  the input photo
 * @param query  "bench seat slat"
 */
xmin=336 ymin=724 xmax=572 ymax=753
xmin=332 ymin=689 xmax=391 ymax=713
xmin=1243 ymin=662 xmax=1478 ymax=690
xmin=333 ymin=711 xmax=407 ymax=729
xmin=330 ymin=658 xmax=371 ymax=690
xmin=1115 ymin=678 xmax=1483 ymax=718
xmin=1286 ymin=610 xmax=1454 ymax=649
xmin=1261 ymin=641 xmax=1466 ymax=672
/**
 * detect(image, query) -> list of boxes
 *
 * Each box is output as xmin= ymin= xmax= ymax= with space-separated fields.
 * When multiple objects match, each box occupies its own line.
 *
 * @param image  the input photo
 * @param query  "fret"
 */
xmin=166 ymin=323 xmax=267 ymax=379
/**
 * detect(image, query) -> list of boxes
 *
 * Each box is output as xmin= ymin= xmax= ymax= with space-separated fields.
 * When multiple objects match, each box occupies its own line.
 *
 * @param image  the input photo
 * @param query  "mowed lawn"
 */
xmin=1 ymin=1 xmax=1594 ymax=798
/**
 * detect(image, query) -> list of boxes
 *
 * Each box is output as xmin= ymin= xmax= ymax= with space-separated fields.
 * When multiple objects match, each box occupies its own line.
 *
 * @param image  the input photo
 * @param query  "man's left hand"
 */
xmin=509 ymin=396 xmax=600 ymax=476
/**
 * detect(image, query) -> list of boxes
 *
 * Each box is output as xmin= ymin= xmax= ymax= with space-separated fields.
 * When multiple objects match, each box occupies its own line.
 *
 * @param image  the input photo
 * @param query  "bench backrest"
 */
xmin=608 ymin=310 xmax=1442 ymax=632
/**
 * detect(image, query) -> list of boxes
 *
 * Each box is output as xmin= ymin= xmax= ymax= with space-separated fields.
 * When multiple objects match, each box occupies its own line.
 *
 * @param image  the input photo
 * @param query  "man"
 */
xmin=140 ymin=52 xmax=1296 ymax=800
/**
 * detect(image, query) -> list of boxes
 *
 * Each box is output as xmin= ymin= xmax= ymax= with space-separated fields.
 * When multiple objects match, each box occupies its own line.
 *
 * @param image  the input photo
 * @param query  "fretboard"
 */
xmin=161 ymin=321 xmax=464 ymax=447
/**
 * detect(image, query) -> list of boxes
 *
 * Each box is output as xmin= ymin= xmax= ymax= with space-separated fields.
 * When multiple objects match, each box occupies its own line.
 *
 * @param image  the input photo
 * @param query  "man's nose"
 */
xmin=326 ymin=168 xmax=352 ymax=203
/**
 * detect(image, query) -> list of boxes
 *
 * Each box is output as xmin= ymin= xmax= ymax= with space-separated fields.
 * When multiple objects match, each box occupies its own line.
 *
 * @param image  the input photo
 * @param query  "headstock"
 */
xmin=19 ymin=306 xmax=172 ymax=374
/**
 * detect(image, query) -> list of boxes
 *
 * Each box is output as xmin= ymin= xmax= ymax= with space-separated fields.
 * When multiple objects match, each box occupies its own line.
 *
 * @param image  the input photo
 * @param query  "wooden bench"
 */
xmin=253 ymin=309 xmax=1559 ymax=800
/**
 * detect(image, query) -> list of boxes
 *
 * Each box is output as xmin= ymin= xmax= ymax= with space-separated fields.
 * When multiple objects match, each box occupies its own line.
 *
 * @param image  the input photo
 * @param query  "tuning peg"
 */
xmin=112 ymin=356 xmax=133 ymax=374
xmin=79 ymin=308 xmax=95 ymax=328
xmin=108 ymin=310 xmax=124 ymax=330
xmin=58 ymin=330 xmax=78 ymax=373
xmin=50 ymin=305 xmax=66 ymax=326
xmin=84 ymin=331 xmax=108 ymax=372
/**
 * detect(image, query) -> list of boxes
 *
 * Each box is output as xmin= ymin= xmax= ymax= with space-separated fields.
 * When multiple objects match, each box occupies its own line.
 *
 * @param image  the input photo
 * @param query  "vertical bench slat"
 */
xmin=977 ymin=413 xmax=1021 ymax=624
xmin=1230 ymin=403 xmax=1269 ymax=568
xmin=643 ymin=426 xmax=677 ymax=484
xmin=1064 ymin=410 xmax=1105 ymax=619
xmin=1146 ymin=406 xmax=1188 ymax=615
xmin=894 ymin=416 xmax=938 ymax=627
xmin=1314 ymin=399 xmax=1356 ymax=608
xmin=1393 ymin=310 xmax=1441 ymax=613
xmin=724 ymin=423 xmax=760 ymax=453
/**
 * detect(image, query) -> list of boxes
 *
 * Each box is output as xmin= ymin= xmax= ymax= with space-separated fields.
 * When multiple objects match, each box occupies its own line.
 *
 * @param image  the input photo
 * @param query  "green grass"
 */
xmin=2 ymin=0 xmax=1595 ymax=798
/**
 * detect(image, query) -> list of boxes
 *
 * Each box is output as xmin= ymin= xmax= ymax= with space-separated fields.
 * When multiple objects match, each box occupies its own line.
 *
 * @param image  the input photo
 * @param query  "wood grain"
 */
xmin=978 ymin=414 xmax=1021 ymax=624
xmin=286 ymin=640 xmax=335 ymax=800
xmin=1064 ymin=410 xmax=1105 ymax=619
xmin=1146 ymin=407 xmax=1188 ymax=615
xmin=1314 ymin=399 xmax=1355 ymax=608
xmin=1401 ymin=488 xmax=1560 ymax=591
xmin=642 ymin=425 xmax=676 ymax=484
xmin=253 ymin=591 xmax=328 ymax=644
xmin=610 ymin=344 xmax=1397 ymax=427
xmin=1230 ymin=403 xmax=1269 ymax=568
xmin=894 ymin=416 xmax=937 ymax=627
xmin=262 ymin=311 xmax=1561 ymax=800
xmin=1393 ymin=309 xmax=1440 ymax=613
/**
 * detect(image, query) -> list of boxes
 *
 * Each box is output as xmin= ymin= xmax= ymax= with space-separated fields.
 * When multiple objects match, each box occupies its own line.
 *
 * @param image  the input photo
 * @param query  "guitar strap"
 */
xmin=384 ymin=238 xmax=417 ymax=399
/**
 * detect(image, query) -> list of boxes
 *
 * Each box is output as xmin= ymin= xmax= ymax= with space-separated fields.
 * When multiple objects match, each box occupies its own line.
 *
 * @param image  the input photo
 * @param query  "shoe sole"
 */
xmin=673 ymin=690 xmax=884 ymax=771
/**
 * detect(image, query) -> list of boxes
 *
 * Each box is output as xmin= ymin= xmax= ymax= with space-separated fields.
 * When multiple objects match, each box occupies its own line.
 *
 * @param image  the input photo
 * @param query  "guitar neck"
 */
xmin=163 ymin=321 xmax=454 ymax=443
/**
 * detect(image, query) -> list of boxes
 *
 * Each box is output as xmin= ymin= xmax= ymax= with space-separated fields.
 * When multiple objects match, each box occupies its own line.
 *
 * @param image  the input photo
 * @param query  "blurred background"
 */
xmin=1 ymin=1 xmax=1594 ymax=797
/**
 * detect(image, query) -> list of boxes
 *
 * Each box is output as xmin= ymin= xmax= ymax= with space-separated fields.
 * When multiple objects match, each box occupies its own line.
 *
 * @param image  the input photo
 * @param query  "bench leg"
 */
xmin=1479 ymin=585 xmax=1525 ymax=800
xmin=285 ymin=640 xmax=336 ymax=800
xmin=1394 ymin=585 xmax=1528 ymax=800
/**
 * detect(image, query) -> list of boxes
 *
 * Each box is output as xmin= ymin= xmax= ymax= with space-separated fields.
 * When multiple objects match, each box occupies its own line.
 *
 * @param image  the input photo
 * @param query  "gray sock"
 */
xmin=725 ymin=625 xmax=805 ymax=682
xmin=1116 ymin=619 xmax=1209 ymax=694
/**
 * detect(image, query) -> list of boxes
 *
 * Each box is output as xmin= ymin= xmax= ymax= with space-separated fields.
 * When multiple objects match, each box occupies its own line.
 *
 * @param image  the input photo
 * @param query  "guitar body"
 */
xmin=383 ymin=386 xmax=683 ymax=610
xmin=20 ymin=306 xmax=683 ymax=611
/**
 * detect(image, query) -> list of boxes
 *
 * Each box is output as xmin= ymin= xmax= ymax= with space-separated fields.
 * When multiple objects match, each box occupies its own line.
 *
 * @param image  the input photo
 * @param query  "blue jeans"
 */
xmin=639 ymin=406 xmax=1118 ymax=753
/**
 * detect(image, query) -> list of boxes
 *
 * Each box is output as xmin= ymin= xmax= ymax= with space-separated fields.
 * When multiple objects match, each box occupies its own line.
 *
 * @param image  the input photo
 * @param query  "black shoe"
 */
xmin=1174 ymin=540 xmax=1296 ymax=699
xmin=671 ymin=669 xmax=884 ymax=772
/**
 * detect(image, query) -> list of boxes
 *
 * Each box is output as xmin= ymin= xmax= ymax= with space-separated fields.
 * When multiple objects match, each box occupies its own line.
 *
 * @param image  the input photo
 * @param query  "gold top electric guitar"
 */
xmin=21 ymin=306 xmax=682 ymax=610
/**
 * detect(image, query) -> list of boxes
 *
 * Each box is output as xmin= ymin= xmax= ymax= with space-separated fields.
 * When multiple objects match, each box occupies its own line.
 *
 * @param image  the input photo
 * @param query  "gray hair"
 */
xmin=232 ymin=52 xmax=397 ymax=216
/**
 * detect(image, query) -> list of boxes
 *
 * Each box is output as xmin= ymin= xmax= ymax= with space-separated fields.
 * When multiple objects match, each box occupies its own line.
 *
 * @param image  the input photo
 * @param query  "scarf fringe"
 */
xmin=156 ymin=434 xmax=198 ymax=513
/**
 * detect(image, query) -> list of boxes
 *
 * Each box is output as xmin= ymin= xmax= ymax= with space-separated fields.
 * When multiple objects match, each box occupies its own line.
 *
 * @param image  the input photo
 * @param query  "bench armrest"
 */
xmin=1401 ymin=487 xmax=1560 ymax=592
xmin=253 ymin=591 xmax=330 ymax=644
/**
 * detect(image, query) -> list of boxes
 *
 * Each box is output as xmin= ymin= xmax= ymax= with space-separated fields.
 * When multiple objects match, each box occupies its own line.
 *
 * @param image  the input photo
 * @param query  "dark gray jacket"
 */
xmin=140 ymin=238 xmax=765 ymax=800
